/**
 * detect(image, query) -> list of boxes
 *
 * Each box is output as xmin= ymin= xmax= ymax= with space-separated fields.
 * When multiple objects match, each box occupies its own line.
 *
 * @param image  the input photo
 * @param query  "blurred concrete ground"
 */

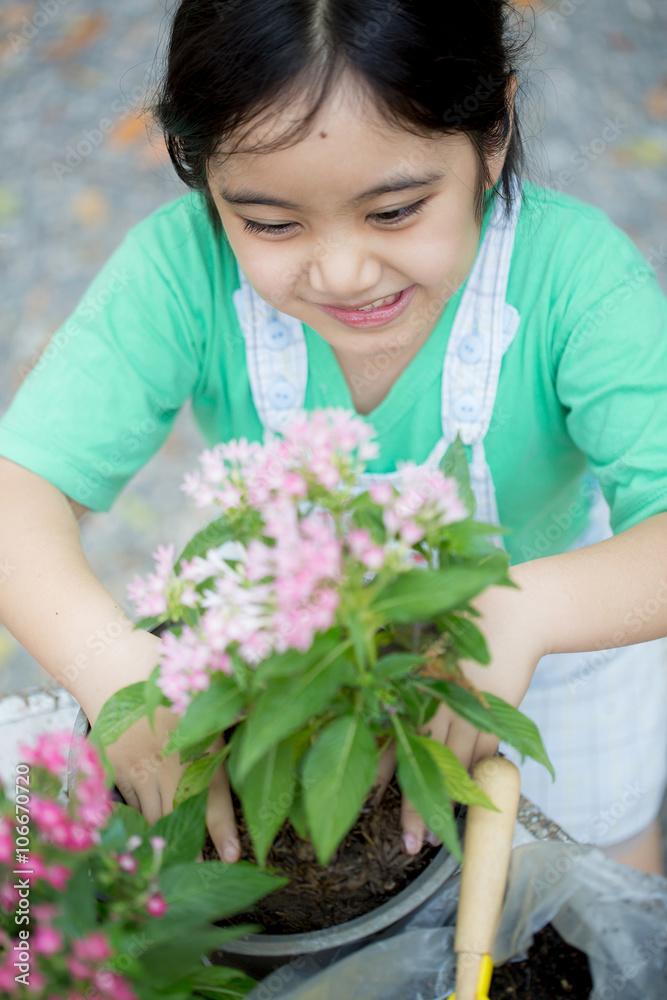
xmin=0 ymin=0 xmax=666 ymax=856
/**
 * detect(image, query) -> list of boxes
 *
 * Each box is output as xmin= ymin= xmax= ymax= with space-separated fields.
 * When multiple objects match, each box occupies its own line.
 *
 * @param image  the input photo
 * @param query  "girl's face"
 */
xmin=208 ymin=73 xmax=508 ymax=363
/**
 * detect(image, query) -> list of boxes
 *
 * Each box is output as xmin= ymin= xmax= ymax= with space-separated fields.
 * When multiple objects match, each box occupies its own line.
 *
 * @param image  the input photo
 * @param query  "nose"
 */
xmin=307 ymin=236 xmax=382 ymax=302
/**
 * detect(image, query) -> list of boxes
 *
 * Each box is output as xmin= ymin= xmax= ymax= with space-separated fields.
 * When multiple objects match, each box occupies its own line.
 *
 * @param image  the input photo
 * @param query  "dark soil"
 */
xmin=490 ymin=923 xmax=592 ymax=998
xmin=204 ymin=779 xmax=593 ymax=997
xmin=203 ymin=778 xmax=441 ymax=933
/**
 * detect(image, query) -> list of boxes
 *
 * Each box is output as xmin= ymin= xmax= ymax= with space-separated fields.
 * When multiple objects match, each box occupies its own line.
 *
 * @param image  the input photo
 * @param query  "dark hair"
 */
xmin=152 ymin=0 xmax=531 ymax=239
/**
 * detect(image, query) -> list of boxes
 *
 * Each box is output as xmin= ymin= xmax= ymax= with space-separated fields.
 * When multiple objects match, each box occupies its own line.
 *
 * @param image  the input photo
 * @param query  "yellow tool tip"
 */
xmin=450 ymin=953 xmax=494 ymax=1000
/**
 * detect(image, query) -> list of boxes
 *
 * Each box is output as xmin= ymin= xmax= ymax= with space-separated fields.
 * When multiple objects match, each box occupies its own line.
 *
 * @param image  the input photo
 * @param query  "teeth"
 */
xmin=356 ymin=292 xmax=401 ymax=311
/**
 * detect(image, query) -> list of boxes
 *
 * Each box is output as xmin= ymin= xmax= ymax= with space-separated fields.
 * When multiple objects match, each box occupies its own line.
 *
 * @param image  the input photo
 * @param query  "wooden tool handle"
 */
xmin=454 ymin=756 xmax=521 ymax=999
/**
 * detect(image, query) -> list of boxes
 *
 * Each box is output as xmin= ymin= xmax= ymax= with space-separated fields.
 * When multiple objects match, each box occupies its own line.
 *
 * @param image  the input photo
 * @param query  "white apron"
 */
xmin=232 ymin=179 xmax=667 ymax=847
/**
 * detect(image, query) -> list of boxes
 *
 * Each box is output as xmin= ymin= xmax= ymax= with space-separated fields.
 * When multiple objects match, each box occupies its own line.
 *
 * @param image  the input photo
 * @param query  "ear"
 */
xmin=485 ymin=75 xmax=519 ymax=190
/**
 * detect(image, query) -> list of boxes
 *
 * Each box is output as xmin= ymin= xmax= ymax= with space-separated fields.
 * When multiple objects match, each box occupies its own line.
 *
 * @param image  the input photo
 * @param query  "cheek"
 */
xmin=401 ymin=217 xmax=479 ymax=293
xmin=229 ymin=241 xmax=302 ymax=309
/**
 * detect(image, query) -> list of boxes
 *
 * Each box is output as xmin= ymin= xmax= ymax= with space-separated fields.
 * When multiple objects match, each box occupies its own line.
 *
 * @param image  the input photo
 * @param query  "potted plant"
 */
xmin=90 ymin=408 xmax=553 ymax=976
xmin=0 ymin=730 xmax=286 ymax=998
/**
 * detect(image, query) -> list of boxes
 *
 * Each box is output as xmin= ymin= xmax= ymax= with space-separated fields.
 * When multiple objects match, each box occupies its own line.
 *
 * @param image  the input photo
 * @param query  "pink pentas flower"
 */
xmin=0 ymin=817 xmax=13 ymax=864
xmin=30 ymin=795 xmax=68 ymax=831
xmin=0 ymin=883 xmax=19 ymax=910
xmin=33 ymin=925 xmax=63 ymax=955
xmin=44 ymin=863 xmax=72 ymax=891
xmin=25 ymin=968 xmax=45 ymax=993
xmin=369 ymin=482 xmax=394 ymax=505
xmin=18 ymin=731 xmax=71 ymax=776
xmin=93 ymin=970 xmax=139 ymax=1000
xmin=73 ymin=932 xmax=112 ymax=964
xmin=146 ymin=893 xmax=168 ymax=917
xmin=117 ymin=853 xmax=138 ymax=873
xmin=15 ymin=853 xmax=46 ymax=880
xmin=0 ymin=962 xmax=13 ymax=992
xmin=67 ymin=955 xmax=92 ymax=980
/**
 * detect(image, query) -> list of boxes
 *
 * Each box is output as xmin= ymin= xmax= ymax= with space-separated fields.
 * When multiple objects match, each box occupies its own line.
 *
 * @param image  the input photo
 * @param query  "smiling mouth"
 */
xmin=313 ymin=284 xmax=416 ymax=329
xmin=321 ymin=290 xmax=404 ymax=311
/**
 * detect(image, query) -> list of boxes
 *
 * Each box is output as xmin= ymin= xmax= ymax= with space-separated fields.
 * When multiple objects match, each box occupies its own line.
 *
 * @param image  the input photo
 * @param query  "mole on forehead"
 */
xmin=217 ymin=169 xmax=447 ymax=211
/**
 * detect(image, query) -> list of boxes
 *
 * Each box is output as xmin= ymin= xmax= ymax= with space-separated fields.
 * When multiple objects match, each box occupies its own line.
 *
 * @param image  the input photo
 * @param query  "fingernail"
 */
xmin=221 ymin=839 xmax=240 ymax=863
xmin=425 ymin=831 xmax=442 ymax=847
xmin=403 ymin=832 xmax=420 ymax=854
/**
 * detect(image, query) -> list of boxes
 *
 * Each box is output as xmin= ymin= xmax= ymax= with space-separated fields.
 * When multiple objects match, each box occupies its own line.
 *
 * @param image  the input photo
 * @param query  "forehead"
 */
xmin=209 ymin=73 xmax=473 ymax=207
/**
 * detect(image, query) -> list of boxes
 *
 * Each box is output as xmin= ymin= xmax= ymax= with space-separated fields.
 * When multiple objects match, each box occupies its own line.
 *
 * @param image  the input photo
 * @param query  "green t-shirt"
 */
xmin=1 ymin=181 xmax=666 ymax=566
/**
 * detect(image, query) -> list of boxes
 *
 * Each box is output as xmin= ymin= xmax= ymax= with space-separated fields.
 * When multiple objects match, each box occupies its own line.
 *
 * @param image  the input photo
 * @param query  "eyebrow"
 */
xmin=217 ymin=170 xmax=445 ymax=210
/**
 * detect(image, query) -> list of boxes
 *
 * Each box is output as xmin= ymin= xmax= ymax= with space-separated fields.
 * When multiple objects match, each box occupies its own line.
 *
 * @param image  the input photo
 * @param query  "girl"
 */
xmin=1 ymin=0 xmax=666 ymax=875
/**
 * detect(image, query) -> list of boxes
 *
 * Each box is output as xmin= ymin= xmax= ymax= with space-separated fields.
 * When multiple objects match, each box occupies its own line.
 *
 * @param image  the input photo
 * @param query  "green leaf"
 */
xmin=167 ymin=675 xmax=245 ymax=754
xmin=372 ymin=560 xmax=510 ymax=624
xmin=149 ymin=790 xmax=208 ymax=865
xmin=233 ymin=739 xmax=296 ymax=865
xmin=179 ymin=732 xmax=219 ymax=764
xmin=393 ymin=719 xmax=462 ymax=861
xmin=251 ymin=630 xmax=343 ymax=684
xmin=442 ymin=614 xmax=491 ymax=665
xmin=347 ymin=611 xmax=369 ymax=668
xmin=138 ymin=926 xmax=259 ymax=986
xmin=424 ymin=681 xmax=554 ymax=778
xmin=235 ymin=641 xmax=353 ymax=780
xmin=191 ymin=965 xmax=258 ymax=998
xmin=287 ymin=780 xmax=310 ymax=840
xmin=373 ymin=653 xmax=424 ymax=680
xmin=157 ymin=860 xmax=286 ymax=929
xmin=413 ymin=736 xmax=499 ymax=810
xmin=439 ymin=434 xmax=474 ymax=516
xmin=145 ymin=662 xmax=170 ymax=729
xmin=174 ymin=747 xmax=230 ymax=807
xmin=396 ymin=682 xmax=440 ymax=729
xmin=89 ymin=682 xmax=147 ymax=748
xmin=58 ymin=862 xmax=98 ymax=936
xmin=302 ymin=715 xmax=378 ymax=865
xmin=350 ymin=498 xmax=387 ymax=544
xmin=134 ymin=615 xmax=165 ymax=631
xmin=175 ymin=517 xmax=238 ymax=570
xmin=441 ymin=520 xmax=514 ymax=565
xmin=373 ymin=652 xmax=424 ymax=680
xmin=111 ymin=801 xmax=149 ymax=842
xmin=484 ymin=693 xmax=555 ymax=779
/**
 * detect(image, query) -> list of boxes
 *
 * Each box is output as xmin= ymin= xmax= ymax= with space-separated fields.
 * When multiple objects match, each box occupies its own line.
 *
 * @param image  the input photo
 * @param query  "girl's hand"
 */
xmin=106 ymin=707 xmax=242 ymax=864
xmin=375 ymin=562 xmax=553 ymax=854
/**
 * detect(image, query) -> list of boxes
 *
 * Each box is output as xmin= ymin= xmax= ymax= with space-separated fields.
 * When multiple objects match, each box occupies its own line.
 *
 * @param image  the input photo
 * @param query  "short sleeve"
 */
xmin=0 ymin=204 xmax=205 ymax=511
xmin=555 ymin=236 xmax=667 ymax=535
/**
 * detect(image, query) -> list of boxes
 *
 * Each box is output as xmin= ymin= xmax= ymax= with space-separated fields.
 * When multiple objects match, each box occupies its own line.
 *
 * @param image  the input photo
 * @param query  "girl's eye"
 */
xmin=240 ymin=199 xmax=428 ymax=236
xmin=370 ymin=199 xmax=427 ymax=225
xmin=242 ymin=219 xmax=297 ymax=236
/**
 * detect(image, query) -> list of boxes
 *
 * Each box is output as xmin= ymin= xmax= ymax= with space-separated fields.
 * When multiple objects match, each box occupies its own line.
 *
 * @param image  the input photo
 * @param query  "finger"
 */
xmin=114 ymin=780 xmax=140 ymax=812
xmin=444 ymin=717 xmax=481 ymax=773
xmin=136 ymin=787 xmax=165 ymax=825
xmin=400 ymin=791 xmax=425 ymax=856
xmin=206 ymin=759 xmax=241 ymax=864
xmin=371 ymin=739 xmax=396 ymax=804
xmin=471 ymin=732 xmax=500 ymax=767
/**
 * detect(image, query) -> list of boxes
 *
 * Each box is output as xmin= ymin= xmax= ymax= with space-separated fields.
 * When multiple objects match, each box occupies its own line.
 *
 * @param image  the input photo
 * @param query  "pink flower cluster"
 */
xmin=157 ymin=506 xmax=343 ymax=712
xmin=181 ymin=408 xmax=378 ymax=512
xmin=125 ymin=409 xmax=467 ymax=713
xmin=15 ymin=735 xmax=113 ymax=854
xmin=126 ymin=543 xmax=176 ymax=619
xmin=370 ymin=465 xmax=468 ymax=546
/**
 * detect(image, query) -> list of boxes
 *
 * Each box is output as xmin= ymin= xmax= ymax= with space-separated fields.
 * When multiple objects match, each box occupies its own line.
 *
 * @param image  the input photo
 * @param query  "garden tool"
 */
xmin=451 ymin=756 xmax=521 ymax=1000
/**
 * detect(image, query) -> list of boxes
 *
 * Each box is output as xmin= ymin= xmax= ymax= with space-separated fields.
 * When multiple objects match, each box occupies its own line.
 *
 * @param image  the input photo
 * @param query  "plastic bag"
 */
xmin=245 ymin=839 xmax=667 ymax=1000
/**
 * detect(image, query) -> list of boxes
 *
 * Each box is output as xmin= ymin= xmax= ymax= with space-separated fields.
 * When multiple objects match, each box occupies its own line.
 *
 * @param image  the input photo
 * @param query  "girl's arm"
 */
xmin=0 ymin=457 xmax=241 ymax=863
xmin=520 ymin=509 xmax=667 ymax=654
